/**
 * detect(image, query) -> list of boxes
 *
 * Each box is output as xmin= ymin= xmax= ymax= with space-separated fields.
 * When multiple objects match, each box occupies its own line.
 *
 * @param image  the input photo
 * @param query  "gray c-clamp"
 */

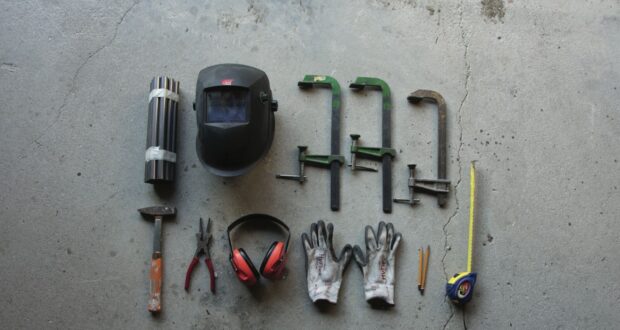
xmin=394 ymin=90 xmax=450 ymax=207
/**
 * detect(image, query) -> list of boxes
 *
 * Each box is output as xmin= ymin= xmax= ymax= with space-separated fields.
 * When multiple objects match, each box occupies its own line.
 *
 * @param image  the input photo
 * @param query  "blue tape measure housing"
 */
xmin=446 ymin=272 xmax=477 ymax=305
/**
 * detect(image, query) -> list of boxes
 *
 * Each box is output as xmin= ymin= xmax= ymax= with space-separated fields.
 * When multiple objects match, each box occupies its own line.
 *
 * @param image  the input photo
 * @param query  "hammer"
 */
xmin=138 ymin=205 xmax=176 ymax=313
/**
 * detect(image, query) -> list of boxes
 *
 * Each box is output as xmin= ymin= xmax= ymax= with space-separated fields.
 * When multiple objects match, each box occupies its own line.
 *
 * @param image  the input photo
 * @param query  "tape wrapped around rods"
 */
xmin=144 ymin=76 xmax=180 ymax=184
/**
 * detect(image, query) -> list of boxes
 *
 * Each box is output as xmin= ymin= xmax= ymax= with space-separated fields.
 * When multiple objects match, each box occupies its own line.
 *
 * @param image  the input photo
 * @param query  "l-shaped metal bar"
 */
xmin=407 ymin=89 xmax=449 ymax=207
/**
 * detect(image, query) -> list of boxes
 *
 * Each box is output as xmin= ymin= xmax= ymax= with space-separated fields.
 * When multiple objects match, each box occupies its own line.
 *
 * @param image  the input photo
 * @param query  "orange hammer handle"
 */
xmin=148 ymin=254 xmax=163 ymax=313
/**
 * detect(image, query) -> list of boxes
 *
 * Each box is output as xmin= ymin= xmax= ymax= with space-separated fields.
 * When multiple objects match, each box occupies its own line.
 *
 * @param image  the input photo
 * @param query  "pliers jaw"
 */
xmin=198 ymin=218 xmax=212 ymax=255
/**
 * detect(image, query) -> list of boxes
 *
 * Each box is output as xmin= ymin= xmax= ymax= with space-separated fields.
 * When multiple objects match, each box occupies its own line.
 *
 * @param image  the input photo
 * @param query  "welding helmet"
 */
xmin=195 ymin=64 xmax=278 ymax=176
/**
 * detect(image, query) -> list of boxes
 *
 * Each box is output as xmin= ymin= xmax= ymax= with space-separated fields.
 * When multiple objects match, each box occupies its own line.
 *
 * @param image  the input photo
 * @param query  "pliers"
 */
xmin=184 ymin=218 xmax=215 ymax=293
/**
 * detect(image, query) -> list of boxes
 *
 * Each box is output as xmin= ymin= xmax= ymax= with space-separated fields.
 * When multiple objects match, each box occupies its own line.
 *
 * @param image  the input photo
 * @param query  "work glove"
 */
xmin=302 ymin=220 xmax=353 ymax=304
xmin=353 ymin=221 xmax=402 ymax=306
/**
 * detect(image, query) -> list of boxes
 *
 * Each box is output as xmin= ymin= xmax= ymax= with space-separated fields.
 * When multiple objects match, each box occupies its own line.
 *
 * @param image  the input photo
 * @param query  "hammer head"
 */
xmin=138 ymin=206 xmax=176 ymax=220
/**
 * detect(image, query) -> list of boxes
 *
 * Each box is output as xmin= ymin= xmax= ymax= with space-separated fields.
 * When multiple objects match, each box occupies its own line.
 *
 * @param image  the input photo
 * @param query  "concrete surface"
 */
xmin=0 ymin=0 xmax=619 ymax=329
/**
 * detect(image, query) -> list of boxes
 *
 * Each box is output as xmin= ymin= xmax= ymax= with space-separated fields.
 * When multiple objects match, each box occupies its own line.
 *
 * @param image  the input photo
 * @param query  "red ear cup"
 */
xmin=259 ymin=241 xmax=287 ymax=279
xmin=230 ymin=248 xmax=259 ymax=285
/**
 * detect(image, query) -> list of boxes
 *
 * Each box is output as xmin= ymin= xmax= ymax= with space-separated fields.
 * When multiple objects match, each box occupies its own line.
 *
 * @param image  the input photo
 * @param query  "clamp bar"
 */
xmin=349 ymin=77 xmax=394 ymax=213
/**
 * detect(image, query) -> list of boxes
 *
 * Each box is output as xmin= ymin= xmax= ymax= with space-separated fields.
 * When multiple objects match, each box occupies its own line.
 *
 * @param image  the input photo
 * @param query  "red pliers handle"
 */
xmin=184 ymin=256 xmax=215 ymax=293
xmin=184 ymin=218 xmax=216 ymax=293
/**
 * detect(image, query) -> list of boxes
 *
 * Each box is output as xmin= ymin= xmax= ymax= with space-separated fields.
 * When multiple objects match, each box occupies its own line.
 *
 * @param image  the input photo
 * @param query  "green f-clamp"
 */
xmin=349 ymin=77 xmax=396 ymax=213
xmin=276 ymin=75 xmax=345 ymax=211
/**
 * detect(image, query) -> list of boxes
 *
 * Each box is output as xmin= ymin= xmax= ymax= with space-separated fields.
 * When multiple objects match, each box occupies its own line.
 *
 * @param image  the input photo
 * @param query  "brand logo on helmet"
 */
xmin=221 ymin=79 xmax=233 ymax=85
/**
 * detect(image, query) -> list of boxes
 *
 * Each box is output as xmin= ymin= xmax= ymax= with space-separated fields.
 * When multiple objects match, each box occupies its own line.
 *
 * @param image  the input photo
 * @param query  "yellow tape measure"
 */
xmin=446 ymin=162 xmax=477 ymax=305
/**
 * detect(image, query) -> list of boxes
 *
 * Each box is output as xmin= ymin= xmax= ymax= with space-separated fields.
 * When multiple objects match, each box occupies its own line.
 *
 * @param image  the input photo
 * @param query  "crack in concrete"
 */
xmin=462 ymin=309 xmax=468 ymax=329
xmin=30 ymin=0 xmax=141 ymax=148
xmin=441 ymin=0 xmax=471 ymax=282
xmin=442 ymin=3 xmax=470 ymax=330
xmin=442 ymin=307 xmax=455 ymax=330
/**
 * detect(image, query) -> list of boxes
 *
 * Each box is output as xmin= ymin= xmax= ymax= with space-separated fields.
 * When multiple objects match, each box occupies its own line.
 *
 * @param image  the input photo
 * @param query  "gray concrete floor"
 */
xmin=1 ymin=0 xmax=619 ymax=329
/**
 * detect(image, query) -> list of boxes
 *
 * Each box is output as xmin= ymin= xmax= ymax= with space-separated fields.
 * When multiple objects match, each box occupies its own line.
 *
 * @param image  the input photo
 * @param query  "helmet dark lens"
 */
xmin=205 ymin=87 xmax=249 ymax=123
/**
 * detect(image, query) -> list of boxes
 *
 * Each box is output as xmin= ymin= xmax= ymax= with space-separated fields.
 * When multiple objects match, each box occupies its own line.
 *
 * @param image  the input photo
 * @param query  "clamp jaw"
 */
xmin=298 ymin=75 xmax=341 ymax=97
xmin=349 ymin=77 xmax=392 ymax=109
xmin=276 ymin=146 xmax=345 ymax=183
xmin=393 ymin=164 xmax=450 ymax=205
xmin=348 ymin=134 xmax=396 ymax=171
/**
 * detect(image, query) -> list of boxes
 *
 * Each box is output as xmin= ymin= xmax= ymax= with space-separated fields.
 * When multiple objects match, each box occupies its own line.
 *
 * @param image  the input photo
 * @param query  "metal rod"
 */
xmin=145 ymin=76 xmax=179 ymax=184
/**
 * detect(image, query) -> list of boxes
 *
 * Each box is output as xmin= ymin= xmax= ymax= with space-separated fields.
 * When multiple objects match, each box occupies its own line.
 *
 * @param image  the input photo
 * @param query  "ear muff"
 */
xmin=230 ymin=248 xmax=259 ymax=286
xmin=228 ymin=214 xmax=290 ymax=285
xmin=259 ymin=241 xmax=286 ymax=279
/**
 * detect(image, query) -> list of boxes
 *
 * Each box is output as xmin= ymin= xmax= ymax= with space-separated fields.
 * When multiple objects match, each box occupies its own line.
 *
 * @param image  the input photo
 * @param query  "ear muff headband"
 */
xmin=227 ymin=214 xmax=290 ymax=253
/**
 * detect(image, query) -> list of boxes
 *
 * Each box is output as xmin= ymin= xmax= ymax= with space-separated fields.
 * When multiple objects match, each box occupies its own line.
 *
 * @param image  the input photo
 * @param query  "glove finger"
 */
xmin=327 ymin=222 xmax=336 ymax=259
xmin=317 ymin=220 xmax=328 ymax=247
xmin=327 ymin=223 xmax=334 ymax=247
xmin=385 ymin=222 xmax=395 ymax=249
xmin=365 ymin=225 xmax=377 ymax=252
xmin=310 ymin=222 xmax=319 ymax=247
xmin=352 ymin=245 xmax=366 ymax=267
xmin=389 ymin=233 xmax=402 ymax=258
xmin=301 ymin=233 xmax=313 ymax=252
xmin=377 ymin=221 xmax=387 ymax=250
xmin=338 ymin=244 xmax=353 ymax=270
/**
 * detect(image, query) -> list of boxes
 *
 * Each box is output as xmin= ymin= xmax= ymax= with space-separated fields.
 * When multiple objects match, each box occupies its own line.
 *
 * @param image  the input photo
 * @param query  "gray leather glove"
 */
xmin=353 ymin=221 xmax=402 ymax=306
xmin=302 ymin=220 xmax=353 ymax=304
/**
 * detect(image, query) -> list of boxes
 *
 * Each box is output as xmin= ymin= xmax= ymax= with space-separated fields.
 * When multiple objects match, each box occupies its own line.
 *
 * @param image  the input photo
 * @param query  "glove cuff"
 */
xmin=309 ymin=282 xmax=342 ymax=304
xmin=364 ymin=283 xmax=394 ymax=305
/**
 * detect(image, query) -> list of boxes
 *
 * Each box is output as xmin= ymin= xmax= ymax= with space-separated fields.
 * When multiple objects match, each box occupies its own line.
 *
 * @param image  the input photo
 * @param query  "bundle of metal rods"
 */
xmin=144 ymin=76 xmax=180 ymax=184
